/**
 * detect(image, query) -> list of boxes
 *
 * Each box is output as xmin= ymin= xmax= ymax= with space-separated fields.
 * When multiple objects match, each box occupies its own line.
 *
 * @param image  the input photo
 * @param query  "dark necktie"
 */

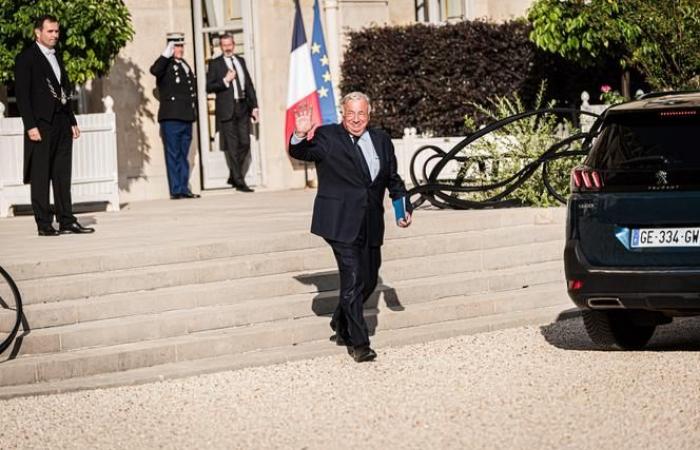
xmin=351 ymin=134 xmax=371 ymax=180
xmin=228 ymin=57 xmax=244 ymax=100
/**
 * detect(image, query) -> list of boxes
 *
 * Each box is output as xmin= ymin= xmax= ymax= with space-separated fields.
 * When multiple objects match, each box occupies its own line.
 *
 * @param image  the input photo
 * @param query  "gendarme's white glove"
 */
xmin=162 ymin=42 xmax=175 ymax=58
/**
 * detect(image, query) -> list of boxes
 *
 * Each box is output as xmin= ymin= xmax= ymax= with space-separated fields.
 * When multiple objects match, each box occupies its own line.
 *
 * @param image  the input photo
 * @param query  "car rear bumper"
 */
xmin=564 ymin=240 xmax=700 ymax=313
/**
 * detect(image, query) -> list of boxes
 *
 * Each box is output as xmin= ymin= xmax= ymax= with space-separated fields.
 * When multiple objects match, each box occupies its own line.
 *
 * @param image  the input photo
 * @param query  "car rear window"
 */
xmin=587 ymin=111 xmax=700 ymax=170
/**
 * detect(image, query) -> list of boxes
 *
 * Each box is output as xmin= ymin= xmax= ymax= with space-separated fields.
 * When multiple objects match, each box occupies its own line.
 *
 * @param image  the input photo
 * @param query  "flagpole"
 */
xmin=323 ymin=0 xmax=341 ymax=106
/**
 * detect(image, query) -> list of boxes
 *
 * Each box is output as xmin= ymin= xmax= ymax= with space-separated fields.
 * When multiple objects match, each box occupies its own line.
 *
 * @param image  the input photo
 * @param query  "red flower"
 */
xmin=601 ymin=84 xmax=612 ymax=93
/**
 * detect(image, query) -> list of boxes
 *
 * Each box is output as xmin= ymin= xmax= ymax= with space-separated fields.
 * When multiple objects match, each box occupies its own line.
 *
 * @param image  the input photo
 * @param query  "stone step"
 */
xmin=10 ymin=260 xmax=564 ymax=356
xmin=7 ymin=235 xmax=564 ymax=333
xmin=14 ymin=228 xmax=564 ymax=306
xmin=5 ymin=208 xmax=565 ymax=282
xmin=11 ymin=256 xmax=563 ymax=333
xmin=0 ymin=281 xmax=568 ymax=387
xmin=0 ymin=302 xmax=575 ymax=400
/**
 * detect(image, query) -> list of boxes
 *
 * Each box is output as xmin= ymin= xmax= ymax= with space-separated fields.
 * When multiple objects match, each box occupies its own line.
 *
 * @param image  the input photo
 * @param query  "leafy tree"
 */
xmin=0 ymin=0 xmax=134 ymax=85
xmin=528 ymin=0 xmax=700 ymax=91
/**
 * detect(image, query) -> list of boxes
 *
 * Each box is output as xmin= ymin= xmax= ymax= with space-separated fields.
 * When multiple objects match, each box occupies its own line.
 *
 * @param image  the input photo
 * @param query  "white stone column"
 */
xmin=465 ymin=0 xmax=476 ymax=19
xmin=324 ymin=0 xmax=341 ymax=103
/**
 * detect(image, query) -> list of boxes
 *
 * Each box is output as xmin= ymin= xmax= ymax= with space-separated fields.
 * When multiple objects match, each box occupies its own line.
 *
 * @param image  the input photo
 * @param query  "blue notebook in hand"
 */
xmin=392 ymin=197 xmax=406 ymax=221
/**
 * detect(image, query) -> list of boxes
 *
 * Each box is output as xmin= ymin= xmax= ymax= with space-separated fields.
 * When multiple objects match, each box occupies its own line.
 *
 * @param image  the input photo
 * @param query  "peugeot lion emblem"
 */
xmin=656 ymin=170 xmax=668 ymax=185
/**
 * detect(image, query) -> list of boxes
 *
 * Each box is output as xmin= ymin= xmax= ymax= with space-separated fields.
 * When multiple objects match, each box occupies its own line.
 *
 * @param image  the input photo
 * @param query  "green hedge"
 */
xmin=340 ymin=20 xmax=645 ymax=138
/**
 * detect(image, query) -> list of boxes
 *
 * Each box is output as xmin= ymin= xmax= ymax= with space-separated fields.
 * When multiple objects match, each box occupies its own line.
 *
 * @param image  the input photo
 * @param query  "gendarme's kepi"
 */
xmin=166 ymin=32 xmax=185 ymax=45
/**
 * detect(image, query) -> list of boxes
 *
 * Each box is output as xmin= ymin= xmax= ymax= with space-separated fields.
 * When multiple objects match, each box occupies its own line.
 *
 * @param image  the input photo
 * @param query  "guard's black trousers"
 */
xmin=326 ymin=220 xmax=382 ymax=348
xmin=31 ymin=112 xmax=76 ymax=229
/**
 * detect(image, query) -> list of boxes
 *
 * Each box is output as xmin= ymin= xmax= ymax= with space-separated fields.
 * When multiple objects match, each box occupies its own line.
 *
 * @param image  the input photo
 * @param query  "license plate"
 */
xmin=631 ymin=227 xmax=700 ymax=248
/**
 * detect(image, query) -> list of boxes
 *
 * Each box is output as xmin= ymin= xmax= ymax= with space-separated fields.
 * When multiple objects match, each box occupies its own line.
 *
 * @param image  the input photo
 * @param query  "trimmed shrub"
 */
xmin=340 ymin=20 xmax=645 ymax=138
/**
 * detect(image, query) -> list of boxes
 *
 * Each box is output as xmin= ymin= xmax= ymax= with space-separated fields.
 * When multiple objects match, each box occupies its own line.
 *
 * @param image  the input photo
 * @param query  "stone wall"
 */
xmin=101 ymin=0 xmax=201 ymax=202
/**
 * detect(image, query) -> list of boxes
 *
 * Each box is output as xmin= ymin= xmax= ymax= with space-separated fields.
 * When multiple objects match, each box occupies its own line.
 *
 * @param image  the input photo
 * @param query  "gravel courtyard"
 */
xmin=2 ymin=315 xmax=700 ymax=450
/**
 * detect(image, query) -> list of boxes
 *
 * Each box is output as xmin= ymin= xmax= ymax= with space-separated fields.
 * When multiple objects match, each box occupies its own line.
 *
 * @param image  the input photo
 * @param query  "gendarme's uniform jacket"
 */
xmin=150 ymin=56 xmax=197 ymax=122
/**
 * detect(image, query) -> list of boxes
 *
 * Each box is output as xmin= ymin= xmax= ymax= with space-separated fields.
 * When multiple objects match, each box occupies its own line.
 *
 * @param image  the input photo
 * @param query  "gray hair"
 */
xmin=341 ymin=91 xmax=372 ymax=113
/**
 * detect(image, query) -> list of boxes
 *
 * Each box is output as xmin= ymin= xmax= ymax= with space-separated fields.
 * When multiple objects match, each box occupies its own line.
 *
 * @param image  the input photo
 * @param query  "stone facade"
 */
xmin=85 ymin=0 xmax=534 ymax=202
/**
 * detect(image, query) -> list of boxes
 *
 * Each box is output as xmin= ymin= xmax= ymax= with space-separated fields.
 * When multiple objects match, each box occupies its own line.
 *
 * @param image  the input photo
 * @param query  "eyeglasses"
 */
xmin=343 ymin=111 xmax=368 ymax=120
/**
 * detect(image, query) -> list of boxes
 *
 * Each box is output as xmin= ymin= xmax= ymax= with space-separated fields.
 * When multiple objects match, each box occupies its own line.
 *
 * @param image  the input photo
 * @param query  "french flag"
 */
xmin=285 ymin=0 xmax=321 ymax=147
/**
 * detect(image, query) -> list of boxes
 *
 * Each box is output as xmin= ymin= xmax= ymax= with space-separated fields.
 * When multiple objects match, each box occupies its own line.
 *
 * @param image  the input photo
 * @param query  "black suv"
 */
xmin=565 ymin=92 xmax=700 ymax=349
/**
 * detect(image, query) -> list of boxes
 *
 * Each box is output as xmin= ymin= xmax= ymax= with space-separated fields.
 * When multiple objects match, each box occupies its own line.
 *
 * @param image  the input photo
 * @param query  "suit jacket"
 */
xmin=205 ymin=54 xmax=258 ymax=122
xmin=289 ymin=124 xmax=410 ymax=246
xmin=14 ymin=42 xmax=77 ymax=184
xmin=150 ymin=56 xmax=197 ymax=122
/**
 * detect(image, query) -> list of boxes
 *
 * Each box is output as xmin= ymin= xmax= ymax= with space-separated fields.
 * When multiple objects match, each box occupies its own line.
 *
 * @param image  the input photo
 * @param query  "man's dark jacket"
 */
xmin=289 ymin=124 xmax=409 ymax=246
xmin=14 ymin=42 xmax=77 ymax=184
xmin=149 ymin=56 xmax=197 ymax=122
xmin=205 ymin=54 xmax=258 ymax=122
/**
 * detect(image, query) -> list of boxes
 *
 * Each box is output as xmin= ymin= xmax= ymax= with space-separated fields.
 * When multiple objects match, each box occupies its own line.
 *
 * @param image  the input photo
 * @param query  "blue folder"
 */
xmin=392 ymin=197 xmax=406 ymax=221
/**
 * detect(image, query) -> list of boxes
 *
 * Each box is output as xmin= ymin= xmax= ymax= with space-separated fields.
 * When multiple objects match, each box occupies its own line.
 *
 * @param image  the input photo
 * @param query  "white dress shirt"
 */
xmin=223 ymin=55 xmax=245 ymax=99
xmin=353 ymin=132 xmax=380 ymax=181
xmin=37 ymin=41 xmax=61 ymax=83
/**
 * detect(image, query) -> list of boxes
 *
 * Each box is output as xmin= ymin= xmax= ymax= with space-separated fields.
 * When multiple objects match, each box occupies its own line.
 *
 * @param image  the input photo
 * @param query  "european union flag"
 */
xmin=311 ymin=0 xmax=338 ymax=125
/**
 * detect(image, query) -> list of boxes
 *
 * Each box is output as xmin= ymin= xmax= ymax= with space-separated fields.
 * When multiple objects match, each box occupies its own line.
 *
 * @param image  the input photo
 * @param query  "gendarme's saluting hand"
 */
xmin=293 ymin=102 xmax=318 ymax=140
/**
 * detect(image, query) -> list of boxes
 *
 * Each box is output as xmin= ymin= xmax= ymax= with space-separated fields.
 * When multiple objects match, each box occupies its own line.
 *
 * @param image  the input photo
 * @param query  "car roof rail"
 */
xmin=640 ymin=90 xmax=700 ymax=99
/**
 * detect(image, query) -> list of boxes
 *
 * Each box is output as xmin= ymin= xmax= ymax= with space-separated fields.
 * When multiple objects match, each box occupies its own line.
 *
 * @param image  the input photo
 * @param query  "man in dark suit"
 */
xmin=205 ymin=34 xmax=259 ymax=192
xmin=150 ymin=32 xmax=200 ymax=200
xmin=289 ymin=92 xmax=413 ymax=362
xmin=14 ymin=14 xmax=94 ymax=236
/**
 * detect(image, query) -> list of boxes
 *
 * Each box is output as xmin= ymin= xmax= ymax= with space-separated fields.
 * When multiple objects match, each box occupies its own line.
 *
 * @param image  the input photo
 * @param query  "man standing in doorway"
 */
xmin=150 ymin=32 xmax=200 ymax=200
xmin=205 ymin=34 xmax=259 ymax=192
xmin=289 ymin=92 xmax=413 ymax=362
xmin=14 ymin=14 xmax=94 ymax=236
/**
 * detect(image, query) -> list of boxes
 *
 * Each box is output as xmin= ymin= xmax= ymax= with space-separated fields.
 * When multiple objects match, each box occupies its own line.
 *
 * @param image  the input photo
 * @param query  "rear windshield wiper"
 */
xmin=619 ymin=155 xmax=672 ymax=167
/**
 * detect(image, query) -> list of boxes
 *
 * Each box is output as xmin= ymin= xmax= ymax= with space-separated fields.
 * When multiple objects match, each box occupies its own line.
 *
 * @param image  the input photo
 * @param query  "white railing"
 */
xmin=580 ymin=91 xmax=608 ymax=132
xmin=391 ymin=128 xmax=463 ymax=184
xmin=391 ymin=92 xmax=613 ymax=184
xmin=0 ymin=96 xmax=119 ymax=218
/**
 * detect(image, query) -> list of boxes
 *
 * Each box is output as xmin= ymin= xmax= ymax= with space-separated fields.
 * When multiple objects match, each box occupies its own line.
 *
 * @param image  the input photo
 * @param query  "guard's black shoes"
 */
xmin=59 ymin=222 xmax=95 ymax=234
xmin=37 ymin=227 xmax=59 ymax=236
xmin=235 ymin=185 xmax=254 ymax=193
xmin=352 ymin=346 xmax=377 ymax=363
xmin=170 ymin=194 xmax=183 ymax=199
xmin=183 ymin=192 xmax=201 ymax=198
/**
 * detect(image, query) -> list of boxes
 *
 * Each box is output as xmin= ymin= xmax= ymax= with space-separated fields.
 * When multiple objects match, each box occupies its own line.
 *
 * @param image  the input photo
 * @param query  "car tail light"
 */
xmin=571 ymin=168 xmax=604 ymax=192
xmin=568 ymin=279 xmax=584 ymax=291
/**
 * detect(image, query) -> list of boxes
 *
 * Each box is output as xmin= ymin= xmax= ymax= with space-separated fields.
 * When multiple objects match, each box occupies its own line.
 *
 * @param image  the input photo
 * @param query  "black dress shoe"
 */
xmin=235 ymin=185 xmax=254 ymax=193
xmin=330 ymin=333 xmax=351 ymax=347
xmin=59 ymin=222 xmax=95 ymax=234
xmin=170 ymin=194 xmax=183 ymax=199
xmin=37 ymin=227 xmax=59 ymax=236
xmin=183 ymin=192 xmax=201 ymax=198
xmin=352 ymin=346 xmax=377 ymax=363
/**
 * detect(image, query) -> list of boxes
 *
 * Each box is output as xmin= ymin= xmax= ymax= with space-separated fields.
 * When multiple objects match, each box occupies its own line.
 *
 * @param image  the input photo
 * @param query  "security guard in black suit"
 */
xmin=14 ymin=14 xmax=95 ymax=236
xmin=205 ymin=34 xmax=259 ymax=192
xmin=150 ymin=32 xmax=199 ymax=199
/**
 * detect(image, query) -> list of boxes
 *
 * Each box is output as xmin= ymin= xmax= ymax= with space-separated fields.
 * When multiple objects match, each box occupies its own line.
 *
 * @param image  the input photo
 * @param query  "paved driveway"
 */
xmin=2 ymin=315 xmax=699 ymax=449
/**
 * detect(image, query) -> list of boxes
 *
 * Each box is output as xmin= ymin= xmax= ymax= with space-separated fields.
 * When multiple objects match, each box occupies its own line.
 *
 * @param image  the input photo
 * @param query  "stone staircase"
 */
xmin=0 ymin=205 xmax=570 ymax=398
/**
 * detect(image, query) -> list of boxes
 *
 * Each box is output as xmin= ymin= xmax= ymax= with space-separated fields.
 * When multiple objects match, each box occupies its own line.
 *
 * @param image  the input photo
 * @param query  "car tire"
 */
xmin=582 ymin=309 xmax=656 ymax=350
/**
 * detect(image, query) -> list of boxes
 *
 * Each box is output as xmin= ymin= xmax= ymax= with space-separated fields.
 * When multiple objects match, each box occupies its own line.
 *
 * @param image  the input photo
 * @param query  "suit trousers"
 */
xmin=325 ymin=217 xmax=382 ymax=348
xmin=219 ymin=102 xmax=251 ymax=186
xmin=31 ymin=112 xmax=76 ymax=228
xmin=161 ymin=120 xmax=193 ymax=196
